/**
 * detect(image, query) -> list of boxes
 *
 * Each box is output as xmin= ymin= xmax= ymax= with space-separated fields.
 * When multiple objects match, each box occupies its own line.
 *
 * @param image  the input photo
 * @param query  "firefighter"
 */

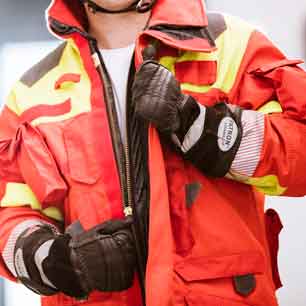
xmin=0 ymin=0 xmax=306 ymax=306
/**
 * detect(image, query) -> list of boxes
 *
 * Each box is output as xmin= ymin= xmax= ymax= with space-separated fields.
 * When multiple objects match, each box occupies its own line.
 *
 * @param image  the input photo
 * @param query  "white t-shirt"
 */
xmin=100 ymin=44 xmax=135 ymax=144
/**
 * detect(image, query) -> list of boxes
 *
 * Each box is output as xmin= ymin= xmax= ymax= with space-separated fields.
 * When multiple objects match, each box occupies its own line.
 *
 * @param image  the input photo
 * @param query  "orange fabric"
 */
xmin=0 ymin=1 xmax=305 ymax=306
xmin=174 ymin=60 xmax=217 ymax=85
xmin=229 ymin=30 xmax=306 ymax=196
xmin=265 ymin=209 xmax=283 ymax=290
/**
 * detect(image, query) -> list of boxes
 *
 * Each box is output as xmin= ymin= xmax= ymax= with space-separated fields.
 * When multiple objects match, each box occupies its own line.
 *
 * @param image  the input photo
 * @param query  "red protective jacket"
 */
xmin=0 ymin=1 xmax=306 ymax=306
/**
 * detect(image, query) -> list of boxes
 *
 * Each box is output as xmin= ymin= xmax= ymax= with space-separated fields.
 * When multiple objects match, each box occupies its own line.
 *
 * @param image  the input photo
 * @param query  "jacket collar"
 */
xmin=47 ymin=0 xmax=208 ymax=36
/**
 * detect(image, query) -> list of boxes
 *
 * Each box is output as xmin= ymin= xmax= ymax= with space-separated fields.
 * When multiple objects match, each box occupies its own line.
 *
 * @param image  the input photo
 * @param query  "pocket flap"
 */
xmin=175 ymin=251 xmax=265 ymax=282
xmin=249 ymin=59 xmax=304 ymax=75
xmin=63 ymin=113 xmax=102 ymax=184
xmin=175 ymin=61 xmax=217 ymax=85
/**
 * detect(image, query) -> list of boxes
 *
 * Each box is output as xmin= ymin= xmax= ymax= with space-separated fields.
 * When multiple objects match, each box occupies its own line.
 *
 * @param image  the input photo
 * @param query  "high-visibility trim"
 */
xmin=227 ymin=172 xmax=287 ymax=196
xmin=159 ymin=56 xmax=176 ymax=73
xmin=159 ymin=15 xmax=255 ymax=95
xmin=42 ymin=207 xmax=63 ymax=222
xmin=0 ymin=183 xmax=63 ymax=221
xmin=258 ymin=101 xmax=283 ymax=115
xmin=6 ymin=90 xmax=20 ymax=115
xmin=177 ymin=51 xmax=218 ymax=63
xmin=8 ymin=39 xmax=92 ymax=126
xmin=212 ymin=15 xmax=254 ymax=94
xmin=3 ymin=220 xmax=47 ymax=277
xmin=181 ymin=83 xmax=211 ymax=93
xmin=229 ymin=102 xmax=285 ymax=194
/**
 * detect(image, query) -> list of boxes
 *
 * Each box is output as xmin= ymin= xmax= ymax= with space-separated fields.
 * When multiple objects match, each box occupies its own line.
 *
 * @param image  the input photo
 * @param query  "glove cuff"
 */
xmin=175 ymin=95 xmax=201 ymax=143
xmin=14 ymin=225 xmax=59 ymax=296
xmin=184 ymin=102 xmax=243 ymax=177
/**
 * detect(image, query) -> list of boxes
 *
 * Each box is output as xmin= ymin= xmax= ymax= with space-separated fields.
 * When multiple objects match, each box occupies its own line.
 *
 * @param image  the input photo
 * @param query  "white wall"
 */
xmin=209 ymin=1 xmax=306 ymax=305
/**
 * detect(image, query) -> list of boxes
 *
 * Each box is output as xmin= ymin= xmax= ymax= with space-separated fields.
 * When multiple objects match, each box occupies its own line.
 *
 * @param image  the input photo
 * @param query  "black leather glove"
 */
xmin=132 ymin=60 xmax=200 ymax=142
xmin=14 ymin=218 xmax=136 ymax=299
xmin=132 ymin=60 xmax=243 ymax=177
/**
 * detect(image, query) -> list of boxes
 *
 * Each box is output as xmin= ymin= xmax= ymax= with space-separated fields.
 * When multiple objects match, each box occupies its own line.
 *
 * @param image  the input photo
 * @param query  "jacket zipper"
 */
xmin=92 ymin=41 xmax=131 ymax=216
xmin=90 ymin=40 xmax=147 ymax=305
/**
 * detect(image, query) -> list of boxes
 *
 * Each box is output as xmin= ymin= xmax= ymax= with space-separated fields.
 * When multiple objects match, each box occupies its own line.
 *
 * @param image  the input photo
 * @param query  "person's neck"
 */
xmin=87 ymin=10 xmax=151 ymax=49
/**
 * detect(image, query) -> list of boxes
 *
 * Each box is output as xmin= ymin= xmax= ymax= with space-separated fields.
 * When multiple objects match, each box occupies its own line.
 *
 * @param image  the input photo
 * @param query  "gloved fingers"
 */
xmin=96 ymin=217 xmax=133 ymax=235
xmin=113 ymin=233 xmax=136 ymax=290
xmin=42 ymin=235 xmax=86 ymax=298
xmin=133 ymin=60 xmax=169 ymax=96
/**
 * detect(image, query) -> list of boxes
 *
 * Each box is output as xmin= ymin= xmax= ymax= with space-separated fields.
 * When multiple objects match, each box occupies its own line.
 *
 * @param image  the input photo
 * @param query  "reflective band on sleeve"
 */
xmin=181 ymin=104 xmax=206 ymax=153
xmin=226 ymin=171 xmax=287 ymax=196
xmin=0 ymin=183 xmax=63 ymax=222
xmin=14 ymin=248 xmax=30 ymax=279
xmin=2 ymin=220 xmax=59 ymax=278
xmin=2 ymin=220 xmax=48 ymax=277
xmin=257 ymin=100 xmax=283 ymax=115
xmin=231 ymin=110 xmax=265 ymax=176
xmin=1 ymin=183 xmax=40 ymax=209
xmin=34 ymin=240 xmax=57 ymax=289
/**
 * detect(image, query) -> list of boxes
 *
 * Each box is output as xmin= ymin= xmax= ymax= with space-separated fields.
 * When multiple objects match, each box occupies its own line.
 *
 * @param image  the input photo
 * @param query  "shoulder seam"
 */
xmin=20 ymin=42 xmax=67 ymax=87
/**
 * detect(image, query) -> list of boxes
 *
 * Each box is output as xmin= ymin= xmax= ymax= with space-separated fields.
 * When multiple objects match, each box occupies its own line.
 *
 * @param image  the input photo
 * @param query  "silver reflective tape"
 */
xmin=34 ymin=240 xmax=57 ymax=289
xmin=181 ymin=104 xmax=206 ymax=153
xmin=2 ymin=220 xmax=45 ymax=277
xmin=14 ymin=248 xmax=29 ymax=279
xmin=2 ymin=219 xmax=60 ymax=277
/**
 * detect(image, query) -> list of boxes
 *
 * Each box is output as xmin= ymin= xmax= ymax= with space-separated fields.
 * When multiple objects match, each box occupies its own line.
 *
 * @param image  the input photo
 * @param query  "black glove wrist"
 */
xmin=184 ymin=102 xmax=243 ymax=177
xmin=132 ymin=60 xmax=243 ymax=177
xmin=14 ymin=225 xmax=85 ymax=298
xmin=14 ymin=218 xmax=136 ymax=299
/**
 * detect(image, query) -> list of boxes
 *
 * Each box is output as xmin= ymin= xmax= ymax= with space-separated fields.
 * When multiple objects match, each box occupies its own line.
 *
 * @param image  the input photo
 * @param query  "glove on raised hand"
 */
xmin=132 ymin=60 xmax=200 ymax=141
xmin=132 ymin=61 xmax=243 ymax=177
xmin=14 ymin=218 xmax=136 ymax=299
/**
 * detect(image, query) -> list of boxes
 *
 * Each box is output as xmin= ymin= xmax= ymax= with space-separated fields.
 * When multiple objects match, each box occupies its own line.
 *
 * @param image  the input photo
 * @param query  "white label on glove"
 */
xmin=217 ymin=117 xmax=238 ymax=152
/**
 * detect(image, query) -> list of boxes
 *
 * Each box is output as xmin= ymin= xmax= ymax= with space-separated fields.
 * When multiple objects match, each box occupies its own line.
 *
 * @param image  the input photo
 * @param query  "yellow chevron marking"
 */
xmin=7 ymin=39 xmax=92 ymax=125
xmin=1 ymin=183 xmax=63 ymax=221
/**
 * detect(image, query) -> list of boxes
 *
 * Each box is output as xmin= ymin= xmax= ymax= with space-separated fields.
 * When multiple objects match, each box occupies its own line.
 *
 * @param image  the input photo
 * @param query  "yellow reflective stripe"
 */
xmin=159 ymin=56 xmax=176 ymax=73
xmin=227 ymin=172 xmax=287 ymax=196
xmin=258 ymin=101 xmax=283 ymax=114
xmin=181 ymin=83 xmax=211 ymax=93
xmin=246 ymin=175 xmax=287 ymax=196
xmin=6 ymin=89 xmax=20 ymax=115
xmin=212 ymin=15 xmax=254 ymax=94
xmin=12 ymin=39 xmax=91 ymax=126
xmin=42 ymin=207 xmax=63 ymax=222
xmin=177 ymin=51 xmax=218 ymax=63
xmin=1 ymin=183 xmax=41 ymax=209
xmin=159 ymin=15 xmax=255 ymax=95
xmin=1 ymin=183 xmax=63 ymax=221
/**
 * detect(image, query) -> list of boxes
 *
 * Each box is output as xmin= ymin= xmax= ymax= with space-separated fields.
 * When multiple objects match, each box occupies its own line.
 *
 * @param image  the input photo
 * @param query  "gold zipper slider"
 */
xmin=124 ymin=206 xmax=133 ymax=217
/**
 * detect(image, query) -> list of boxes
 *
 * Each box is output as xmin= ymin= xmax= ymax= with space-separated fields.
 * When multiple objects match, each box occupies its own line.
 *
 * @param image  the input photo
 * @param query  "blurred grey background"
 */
xmin=0 ymin=0 xmax=306 ymax=305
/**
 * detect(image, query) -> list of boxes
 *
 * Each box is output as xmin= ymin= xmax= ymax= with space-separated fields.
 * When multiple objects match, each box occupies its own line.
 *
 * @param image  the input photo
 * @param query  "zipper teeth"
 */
xmin=124 ymin=141 xmax=133 ymax=217
xmin=92 ymin=42 xmax=131 ymax=215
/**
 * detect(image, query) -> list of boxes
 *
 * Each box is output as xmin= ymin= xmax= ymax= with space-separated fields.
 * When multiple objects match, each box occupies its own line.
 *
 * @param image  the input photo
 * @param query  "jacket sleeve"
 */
xmin=0 ymin=91 xmax=64 ymax=281
xmin=227 ymin=29 xmax=306 ymax=197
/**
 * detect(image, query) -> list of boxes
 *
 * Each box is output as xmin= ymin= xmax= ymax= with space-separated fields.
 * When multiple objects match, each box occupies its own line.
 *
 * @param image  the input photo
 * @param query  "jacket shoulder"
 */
xmin=206 ymin=12 xmax=227 ymax=41
xmin=19 ymin=42 xmax=67 ymax=87
xmin=208 ymin=12 xmax=256 ymax=37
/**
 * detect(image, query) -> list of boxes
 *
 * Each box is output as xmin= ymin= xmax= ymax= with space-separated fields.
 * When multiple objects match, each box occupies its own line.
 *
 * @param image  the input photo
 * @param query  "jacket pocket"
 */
xmin=249 ymin=59 xmax=304 ymax=75
xmin=63 ymin=113 xmax=102 ymax=184
xmin=265 ymin=209 xmax=283 ymax=290
xmin=175 ymin=60 xmax=217 ymax=86
xmin=185 ymin=294 xmax=254 ymax=306
xmin=175 ymin=252 xmax=265 ymax=306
